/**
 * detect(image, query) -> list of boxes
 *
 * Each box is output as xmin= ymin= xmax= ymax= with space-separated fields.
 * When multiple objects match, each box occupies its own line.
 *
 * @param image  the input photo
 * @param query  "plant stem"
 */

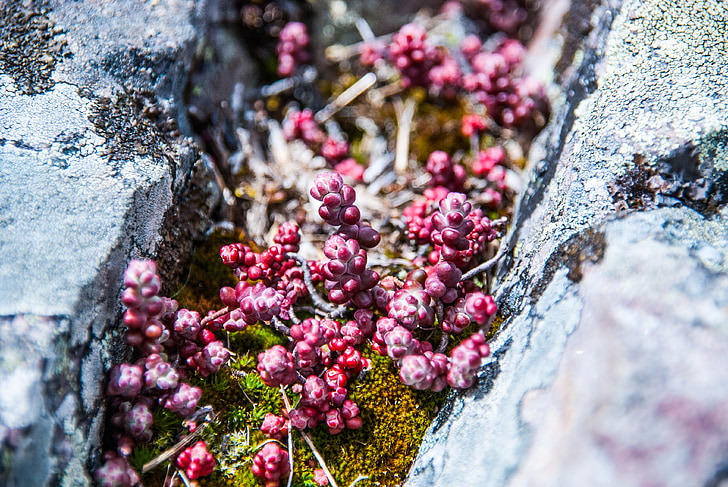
xmin=460 ymin=240 xmax=510 ymax=282
xmin=200 ymin=307 xmax=229 ymax=327
xmin=287 ymin=253 xmax=337 ymax=314
xmin=300 ymin=431 xmax=339 ymax=487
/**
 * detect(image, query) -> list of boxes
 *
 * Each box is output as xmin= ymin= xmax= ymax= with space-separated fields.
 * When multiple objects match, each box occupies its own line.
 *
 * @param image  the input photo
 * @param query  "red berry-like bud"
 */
xmin=177 ymin=441 xmax=215 ymax=480
xmin=252 ymin=442 xmax=290 ymax=484
xmin=261 ymin=413 xmax=289 ymax=440
xmin=257 ymin=345 xmax=297 ymax=387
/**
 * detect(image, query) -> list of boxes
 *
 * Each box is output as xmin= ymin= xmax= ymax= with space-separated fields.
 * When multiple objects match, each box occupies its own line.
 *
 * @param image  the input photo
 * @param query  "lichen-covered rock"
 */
xmin=0 ymin=1 xmax=216 ymax=485
xmin=406 ymin=0 xmax=728 ymax=486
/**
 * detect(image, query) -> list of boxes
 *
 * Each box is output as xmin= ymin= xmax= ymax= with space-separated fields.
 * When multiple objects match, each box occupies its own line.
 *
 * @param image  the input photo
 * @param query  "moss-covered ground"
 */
xmin=135 ymin=229 xmax=504 ymax=487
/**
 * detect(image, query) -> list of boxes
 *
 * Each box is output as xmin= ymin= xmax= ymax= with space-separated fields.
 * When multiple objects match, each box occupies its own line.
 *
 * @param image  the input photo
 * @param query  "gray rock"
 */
xmin=406 ymin=0 xmax=728 ymax=485
xmin=0 ymin=1 xmax=216 ymax=485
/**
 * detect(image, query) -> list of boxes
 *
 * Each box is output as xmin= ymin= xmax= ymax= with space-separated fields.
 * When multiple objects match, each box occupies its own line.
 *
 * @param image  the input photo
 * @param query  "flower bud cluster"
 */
xmin=283 ymin=108 xmax=325 ymax=145
xmin=176 ymin=441 xmax=215 ymax=480
xmin=252 ymin=442 xmax=290 ymax=487
xmin=276 ymin=21 xmax=310 ymax=77
xmin=426 ymin=151 xmax=466 ymax=192
xmin=311 ymin=172 xmax=382 ymax=307
xmin=99 ymin=260 xmax=231 ymax=482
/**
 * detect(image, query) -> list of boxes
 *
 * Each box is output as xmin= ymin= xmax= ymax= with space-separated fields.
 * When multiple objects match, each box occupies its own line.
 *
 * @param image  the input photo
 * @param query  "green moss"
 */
xmin=173 ymin=229 xmax=245 ymax=312
xmin=409 ymin=97 xmax=468 ymax=163
xmin=289 ymin=344 xmax=447 ymax=487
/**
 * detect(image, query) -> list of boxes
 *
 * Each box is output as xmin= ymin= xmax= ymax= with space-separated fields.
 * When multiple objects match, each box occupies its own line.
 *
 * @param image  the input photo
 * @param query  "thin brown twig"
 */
xmin=200 ymin=307 xmax=229 ymax=327
xmin=287 ymin=253 xmax=336 ymax=314
xmin=280 ymin=387 xmax=339 ymax=487
xmin=300 ymin=431 xmax=339 ymax=487
xmin=460 ymin=240 xmax=510 ymax=283
xmin=279 ymin=386 xmax=295 ymax=487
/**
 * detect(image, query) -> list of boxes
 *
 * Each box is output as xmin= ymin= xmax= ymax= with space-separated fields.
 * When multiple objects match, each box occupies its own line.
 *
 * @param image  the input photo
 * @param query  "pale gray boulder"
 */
xmin=0 ymin=1 xmax=218 ymax=485
xmin=406 ymin=0 xmax=728 ymax=485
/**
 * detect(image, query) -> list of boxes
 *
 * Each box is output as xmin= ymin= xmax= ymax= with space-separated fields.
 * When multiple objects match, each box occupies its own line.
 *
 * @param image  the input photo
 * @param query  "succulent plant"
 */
xmin=252 ymin=442 xmax=290 ymax=487
xmin=176 ymin=441 xmax=215 ymax=480
xmin=257 ymin=345 xmax=298 ymax=387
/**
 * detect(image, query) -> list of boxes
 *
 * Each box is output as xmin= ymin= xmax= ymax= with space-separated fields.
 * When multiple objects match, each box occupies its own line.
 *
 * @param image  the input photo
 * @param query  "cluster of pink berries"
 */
xmin=219 ymin=222 xmax=307 ymax=325
xmin=97 ymin=261 xmax=230 ymax=485
xmin=357 ymin=20 xmax=548 ymax=132
xmin=468 ymin=0 xmax=533 ymax=37
xmin=282 ymin=109 xmax=365 ymax=182
xmin=310 ymin=172 xmax=382 ymax=307
xmin=461 ymin=37 xmax=548 ymax=130
xmin=276 ymin=21 xmax=310 ymax=77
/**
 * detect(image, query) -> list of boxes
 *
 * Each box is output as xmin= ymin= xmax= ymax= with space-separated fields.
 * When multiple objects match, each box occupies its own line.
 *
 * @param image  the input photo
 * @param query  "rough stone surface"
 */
xmin=0 ymin=1 xmax=217 ymax=485
xmin=405 ymin=0 xmax=728 ymax=485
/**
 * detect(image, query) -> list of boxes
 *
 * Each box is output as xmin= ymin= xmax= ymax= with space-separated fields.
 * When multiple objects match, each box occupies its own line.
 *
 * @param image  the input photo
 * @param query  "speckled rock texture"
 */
xmin=405 ymin=0 xmax=728 ymax=486
xmin=0 ymin=1 xmax=217 ymax=485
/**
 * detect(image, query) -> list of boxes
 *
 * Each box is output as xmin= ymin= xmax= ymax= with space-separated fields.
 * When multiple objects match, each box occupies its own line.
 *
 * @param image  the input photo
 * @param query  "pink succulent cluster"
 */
xmin=387 ymin=23 xmax=439 ymax=88
xmin=321 ymin=137 xmax=349 ymax=164
xmin=281 ymin=112 xmax=362 ymax=177
xmin=469 ymin=0 xmax=532 ymax=36
xmin=462 ymin=114 xmax=487 ymax=137
xmin=288 ymin=374 xmax=364 ymax=435
xmin=252 ymin=442 xmax=290 ymax=487
xmin=256 ymin=313 xmax=372 ymax=435
xmin=369 ymin=189 xmax=502 ymax=390
xmin=310 ymin=172 xmax=382 ymax=308
xmin=426 ymin=150 xmax=466 ymax=191
xmin=176 ymin=441 xmax=215 ymax=480
xmin=368 ymin=20 xmax=547 ymax=131
xmin=386 ymin=278 xmax=436 ymax=330
xmin=257 ymin=344 xmax=298 ymax=387
xmin=276 ymin=21 xmax=310 ymax=77
xmin=260 ymin=413 xmax=289 ymax=440
xmin=472 ymin=146 xmax=506 ymax=177
xmin=359 ymin=39 xmax=386 ymax=66
xmin=95 ymin=452 xmax=140 ymax=487
xmin=461 ymin=39 xmax=548 ymax=130
xmin=282 ymin=108 xmax=325 ymax=145
xmin=98 ymin=260 xmax=231 ymax=482
xmin=219 ymin=223 xmax=307 ymax=327
xmin=447 ymin=333 xmax=491 ymax=388
xmin=120 ymin=260 xmax=169 ymax=355
xmin=334 ymin=158 xmax=365 ymax=183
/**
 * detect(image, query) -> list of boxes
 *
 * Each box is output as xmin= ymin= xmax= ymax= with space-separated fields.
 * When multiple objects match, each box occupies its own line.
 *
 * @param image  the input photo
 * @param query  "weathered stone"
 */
xmin=0 ymin=1 xmax=216 ymax=485
xmin=406 ymin=0 xmax=728 ymax=485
